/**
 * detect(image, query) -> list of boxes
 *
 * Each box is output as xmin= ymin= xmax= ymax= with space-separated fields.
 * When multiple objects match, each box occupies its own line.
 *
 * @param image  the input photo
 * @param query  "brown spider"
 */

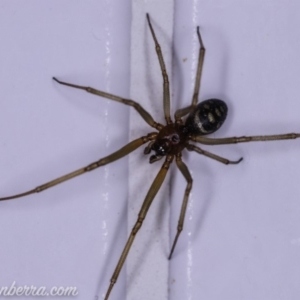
xmin=1 ymin=14 xmax=300 ymax=300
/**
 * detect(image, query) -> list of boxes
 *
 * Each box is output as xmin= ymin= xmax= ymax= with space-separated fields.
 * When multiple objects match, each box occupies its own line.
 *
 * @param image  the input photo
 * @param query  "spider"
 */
xmin=1 ymin=13 xmax=300 ymax=300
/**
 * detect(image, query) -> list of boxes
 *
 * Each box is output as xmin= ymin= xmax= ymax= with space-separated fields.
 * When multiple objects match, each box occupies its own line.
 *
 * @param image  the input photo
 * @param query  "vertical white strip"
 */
xmin=129 ymin=1 xmax=174 ymax=300
xmin=171 ymin=2 xmax=200 ymax=300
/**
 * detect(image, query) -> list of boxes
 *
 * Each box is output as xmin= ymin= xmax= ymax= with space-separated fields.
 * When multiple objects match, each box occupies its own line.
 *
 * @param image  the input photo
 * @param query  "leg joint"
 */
xmin=132 ymin=217 xmax=144 ymax=235
xmin=177 ymin=224 xmax=183 ymax=232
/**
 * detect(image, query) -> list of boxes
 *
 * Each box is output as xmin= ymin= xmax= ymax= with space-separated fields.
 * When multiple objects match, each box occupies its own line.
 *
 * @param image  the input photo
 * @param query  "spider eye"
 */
xmin=185 ymin=99 xmax=227 ymax=135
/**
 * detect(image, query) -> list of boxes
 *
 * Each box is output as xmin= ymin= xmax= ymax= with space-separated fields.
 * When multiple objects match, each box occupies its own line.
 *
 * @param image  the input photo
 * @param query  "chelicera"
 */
xmin=1 ymin=14 xmax=299 ymax=300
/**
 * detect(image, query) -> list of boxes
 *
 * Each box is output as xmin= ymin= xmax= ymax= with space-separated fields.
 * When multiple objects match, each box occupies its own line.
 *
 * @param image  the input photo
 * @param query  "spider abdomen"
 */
xmin=184 ymin=99 xmax=227 ymax=135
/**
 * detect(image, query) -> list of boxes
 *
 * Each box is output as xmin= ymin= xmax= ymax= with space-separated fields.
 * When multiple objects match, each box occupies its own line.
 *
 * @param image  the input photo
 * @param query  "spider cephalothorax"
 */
xmin=148 ymin=124 xmax=188 ymax=162
xmin=1 ymin=13 xmax=299 ymax=300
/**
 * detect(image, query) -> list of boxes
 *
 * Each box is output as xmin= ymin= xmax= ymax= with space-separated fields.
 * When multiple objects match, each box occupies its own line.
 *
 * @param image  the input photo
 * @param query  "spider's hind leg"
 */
xmin=174 ymin=26 xmax=206 ymax=121
xmin=187 ymin=144 xmax=243 ymax=165
xmin=192 ymin=133 xmax=300 ymax=145
xmin=192 ymin=26 xmax=206 ymax=107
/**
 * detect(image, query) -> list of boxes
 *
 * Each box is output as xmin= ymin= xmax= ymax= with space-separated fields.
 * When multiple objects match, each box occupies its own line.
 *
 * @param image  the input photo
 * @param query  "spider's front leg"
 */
xmin=0 ymin=134 xmax=157 ymax=201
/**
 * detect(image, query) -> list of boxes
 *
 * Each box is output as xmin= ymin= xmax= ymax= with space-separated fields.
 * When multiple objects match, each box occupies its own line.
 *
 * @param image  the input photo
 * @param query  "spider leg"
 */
xmin=168 ymin=154 xmax=192 ymax=260
xmin=0 ymin=134 xmax=157 ymax=201
xmin=53 ymin=77 xmax=163 ymax=131
xmin=186 ymin=144 xmax=243 ymax=165
xmin=104 ymin=155 xmax=173 ymax=300
xmin=146 ymin=14 xmax=172 ymax=124
xmin=192 ymin=133 xmax=300 ymax=145
xmin=192 ymin=27 xmax=205 ymax=106
xmin=174 ymin=104 xmax=194 ymax=121
xmin=175 ymin=26 xmax=205 ymax=121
